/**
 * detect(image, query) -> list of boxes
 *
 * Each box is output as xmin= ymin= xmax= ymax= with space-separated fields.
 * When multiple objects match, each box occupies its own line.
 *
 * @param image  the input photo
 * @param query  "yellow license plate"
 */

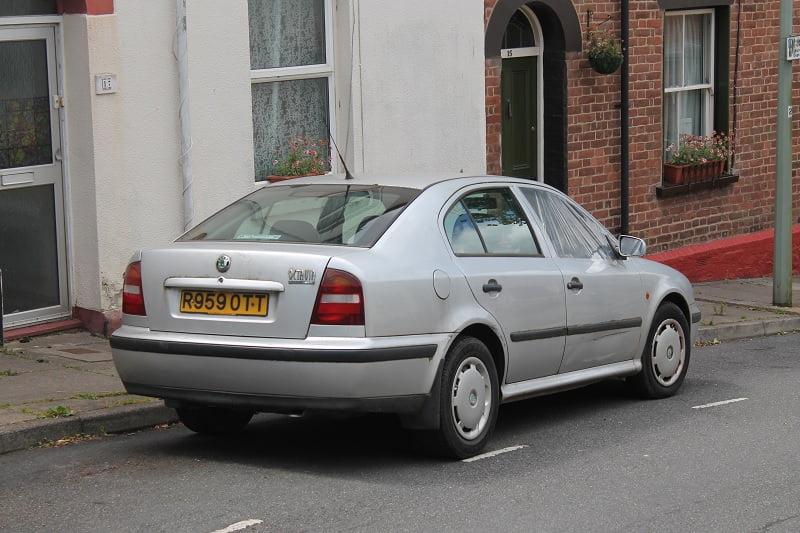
xmin=179 ymin=290 xmax=268 ymax=316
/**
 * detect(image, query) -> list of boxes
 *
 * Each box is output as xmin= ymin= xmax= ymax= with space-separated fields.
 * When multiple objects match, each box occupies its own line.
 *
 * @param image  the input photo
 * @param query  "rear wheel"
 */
xmin=176 ymin=406 xmax=253 ymax=435
xmin=630 ymin=302 xmax=690 ymax=398
xmin=427 ymin=336 xmax=499 ymax=459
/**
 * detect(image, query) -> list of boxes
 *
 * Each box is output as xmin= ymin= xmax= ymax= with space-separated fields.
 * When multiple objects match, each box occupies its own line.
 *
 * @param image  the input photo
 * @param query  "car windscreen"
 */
xmin=178 ymin=184 xmax=421 ymax=247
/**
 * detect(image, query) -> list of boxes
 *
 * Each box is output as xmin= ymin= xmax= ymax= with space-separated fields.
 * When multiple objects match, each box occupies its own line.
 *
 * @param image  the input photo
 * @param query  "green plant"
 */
xmin=587 ymin=30 xmax=622 ymax=60
xmin=72 ymin=393 xmax=99 ymax=400
xmin=713 ymin=303 xmax=727 ymax=316
xmin=272 ymin=136 xmax=331 ymax=177
xmin=666 ymin=131 xmax=732 ymax=166
xmin=0 ymin=370 xmax=19 ymax=376
xmin=42 ymin=405 xmax=73 ymax=419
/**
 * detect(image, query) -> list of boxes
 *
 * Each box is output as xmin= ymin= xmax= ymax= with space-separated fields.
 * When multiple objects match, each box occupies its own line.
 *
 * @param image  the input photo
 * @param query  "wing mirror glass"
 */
xmin=617 ymin=235 xmax=646 ymax=257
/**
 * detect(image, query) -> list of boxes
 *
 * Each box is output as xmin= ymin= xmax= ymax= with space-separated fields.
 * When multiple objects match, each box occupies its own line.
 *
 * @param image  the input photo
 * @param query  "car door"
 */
xmin=443 ymin=187 xmax=566 ymax=383
xmin=519 ymin=186 xmax=645 ymax=373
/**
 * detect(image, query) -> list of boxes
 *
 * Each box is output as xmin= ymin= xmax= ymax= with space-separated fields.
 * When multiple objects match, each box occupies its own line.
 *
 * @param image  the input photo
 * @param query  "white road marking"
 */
xmin=212 ymin=519 xmax=264 ymax=533
xmin=462 ymin=445 xmax=528 ymax=463
xmin=692 ymin=397 xmax=749 ymax=409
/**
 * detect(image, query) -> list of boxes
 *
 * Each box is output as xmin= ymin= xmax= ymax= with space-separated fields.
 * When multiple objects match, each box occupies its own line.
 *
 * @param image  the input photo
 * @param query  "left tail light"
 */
xmin=122 ymin=261 xmax=146 ymax=316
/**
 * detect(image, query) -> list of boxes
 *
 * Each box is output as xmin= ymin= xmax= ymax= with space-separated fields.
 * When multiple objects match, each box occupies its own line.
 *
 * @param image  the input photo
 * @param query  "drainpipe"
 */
xmin=176 ymin=0 xmax=194 ymax=231
xmin=620 ymin=0 xmax=630 ymax=235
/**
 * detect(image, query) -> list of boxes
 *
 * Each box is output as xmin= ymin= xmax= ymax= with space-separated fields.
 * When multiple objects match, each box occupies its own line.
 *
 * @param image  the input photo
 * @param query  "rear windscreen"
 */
xmin=178 ymin=184 xmax=420 ymax=247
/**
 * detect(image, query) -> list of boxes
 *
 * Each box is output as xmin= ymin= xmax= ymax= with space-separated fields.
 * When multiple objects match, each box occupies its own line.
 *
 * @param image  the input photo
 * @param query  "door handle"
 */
xmin=483 ymin=280 xmax=503 ymax=293
xmin=567 ymin=277 xmax=583 ymax=291
xmin=506 ymin=100 xmax=512 ymax=119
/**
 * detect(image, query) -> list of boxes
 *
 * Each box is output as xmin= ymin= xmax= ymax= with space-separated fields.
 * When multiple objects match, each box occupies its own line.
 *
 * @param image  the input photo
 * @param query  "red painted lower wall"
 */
xmin=56 ymin=0 xmax=113 ymax=15
xmin=647 ymin=225 xmax=800 ymax=282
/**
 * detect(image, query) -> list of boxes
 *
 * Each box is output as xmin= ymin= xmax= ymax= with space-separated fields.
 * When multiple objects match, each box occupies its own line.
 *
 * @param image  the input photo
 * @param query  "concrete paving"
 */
xmin=1 ymin=276 xmax=799 ymax=455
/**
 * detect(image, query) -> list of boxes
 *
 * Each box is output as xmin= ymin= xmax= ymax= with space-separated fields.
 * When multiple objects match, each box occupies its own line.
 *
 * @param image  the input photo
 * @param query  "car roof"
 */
xmin=263 ymin=173 xmax=552 ymax=192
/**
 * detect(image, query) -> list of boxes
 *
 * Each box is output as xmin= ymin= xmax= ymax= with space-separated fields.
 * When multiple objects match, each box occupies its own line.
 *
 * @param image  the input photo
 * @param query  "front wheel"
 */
xmin=176 ymin=406 xmax=253 ymax=435
xmin=630 ymin=302 xmax=690 ymax=398
xmin=427 ymin=336 xmax=500 ymax=459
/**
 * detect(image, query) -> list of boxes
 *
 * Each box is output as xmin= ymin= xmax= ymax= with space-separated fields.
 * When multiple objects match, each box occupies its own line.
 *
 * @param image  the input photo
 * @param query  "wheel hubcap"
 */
xmin=651 ymin=319 xmax=685 ymax=386
xmin=451 ymin=357 xmax=491 ymax=440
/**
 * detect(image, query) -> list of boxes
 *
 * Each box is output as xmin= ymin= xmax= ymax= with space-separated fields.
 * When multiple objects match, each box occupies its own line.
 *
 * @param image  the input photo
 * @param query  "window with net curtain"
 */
xmin=249 ymin=0 xmax=331 ymax=181
xmin=663 ymin=11 xmax=713 ymax=159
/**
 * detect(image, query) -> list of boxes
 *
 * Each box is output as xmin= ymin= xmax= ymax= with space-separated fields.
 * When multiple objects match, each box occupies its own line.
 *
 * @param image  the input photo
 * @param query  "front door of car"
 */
xmin=443 ymin=188 xmax=566 ymax=383
xmin=519 ymin=187 xmax=645 ymax=373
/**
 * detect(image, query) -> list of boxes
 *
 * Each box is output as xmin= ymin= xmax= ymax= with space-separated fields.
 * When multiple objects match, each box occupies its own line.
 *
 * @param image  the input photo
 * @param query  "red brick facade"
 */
xmin=485 ymin=0 xmax=800 ymax=253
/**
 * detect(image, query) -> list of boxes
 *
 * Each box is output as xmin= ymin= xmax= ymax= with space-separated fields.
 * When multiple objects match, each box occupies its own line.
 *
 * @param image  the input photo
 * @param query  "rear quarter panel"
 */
xmin=328 ymin=185 xmax=497 ymax=338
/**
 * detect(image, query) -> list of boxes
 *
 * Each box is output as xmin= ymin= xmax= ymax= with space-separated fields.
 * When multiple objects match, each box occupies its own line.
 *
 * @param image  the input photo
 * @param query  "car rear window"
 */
xmin=178 ymin=184 xmax=420 ymax=247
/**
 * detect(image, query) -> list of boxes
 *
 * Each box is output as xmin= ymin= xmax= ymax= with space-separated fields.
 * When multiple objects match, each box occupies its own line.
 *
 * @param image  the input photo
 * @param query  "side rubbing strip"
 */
xmin=511 ymin=327 xmax=568 ymax=342
xmin=511 ymin=318 xmax=642 ymax=342
xmin=567 ymin=318 xmax=643 ymax=336
xmin=692 ymin=311 xmax=701 ymax=324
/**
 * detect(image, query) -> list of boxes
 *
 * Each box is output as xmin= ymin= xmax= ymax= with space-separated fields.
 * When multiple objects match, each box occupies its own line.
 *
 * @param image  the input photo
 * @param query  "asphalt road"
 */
xmin=1 ymin=333 xmax=799 ymax=533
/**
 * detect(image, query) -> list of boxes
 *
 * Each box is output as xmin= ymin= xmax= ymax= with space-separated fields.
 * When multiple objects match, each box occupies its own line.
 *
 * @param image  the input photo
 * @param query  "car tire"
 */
xmin=176 ymin=406 xmax=253 ymax=435
xmin=630 ymin=302 xmax=690 ymax=399
xmin=426 ymin=336 xmax=500 ymax=459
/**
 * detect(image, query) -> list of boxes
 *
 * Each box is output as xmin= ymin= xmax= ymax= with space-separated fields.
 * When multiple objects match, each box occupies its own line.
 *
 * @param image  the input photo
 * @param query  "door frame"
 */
xmin=500 ymin=6 xmax=544 ymax=181
xmin=0 ymin=18 xmax=71 ymax=328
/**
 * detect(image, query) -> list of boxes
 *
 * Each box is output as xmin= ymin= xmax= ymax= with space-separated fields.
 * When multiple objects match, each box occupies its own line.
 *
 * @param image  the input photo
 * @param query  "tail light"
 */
xmin=311 ymin=268 xmax=364 ymax=326
xmin=122 ymin=261 xmax=146 ymax=316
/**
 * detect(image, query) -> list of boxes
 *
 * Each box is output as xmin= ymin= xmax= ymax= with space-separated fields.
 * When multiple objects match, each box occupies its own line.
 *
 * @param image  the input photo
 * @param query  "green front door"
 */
xmin=501 ymin=56 xmax=537 ymax=179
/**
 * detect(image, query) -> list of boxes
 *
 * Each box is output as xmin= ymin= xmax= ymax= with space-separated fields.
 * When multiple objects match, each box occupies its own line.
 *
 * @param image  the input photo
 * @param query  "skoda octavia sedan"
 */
xmin=110 ymin=175 xmax=700 ymax=458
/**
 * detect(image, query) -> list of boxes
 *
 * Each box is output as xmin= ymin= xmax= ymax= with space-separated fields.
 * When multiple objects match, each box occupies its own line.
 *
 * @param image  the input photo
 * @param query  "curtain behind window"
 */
xmin=248 ymin=0 xmax=325 ymax=69
xmin=663 ymin=12 xmax=712 ymax=157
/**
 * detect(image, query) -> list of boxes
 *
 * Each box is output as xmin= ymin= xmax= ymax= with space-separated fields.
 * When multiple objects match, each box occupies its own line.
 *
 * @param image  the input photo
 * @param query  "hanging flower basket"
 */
xmin=586 ymin=30 xmax=623 ymax=74
xmin=588 ymin=53 xmax=624 ymax=74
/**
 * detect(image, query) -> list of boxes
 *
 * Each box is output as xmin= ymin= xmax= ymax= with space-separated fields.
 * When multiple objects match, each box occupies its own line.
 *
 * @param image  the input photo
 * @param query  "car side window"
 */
xmin=444 ymin=188 xmax=541 ymax=256
xmin=520 ymin=188 xmax=614 ymax=259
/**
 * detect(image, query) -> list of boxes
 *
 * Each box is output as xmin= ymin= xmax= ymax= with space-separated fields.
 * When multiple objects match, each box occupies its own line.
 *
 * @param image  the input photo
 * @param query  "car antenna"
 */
xmin=328 ymin=132 xmax=355 ymax=180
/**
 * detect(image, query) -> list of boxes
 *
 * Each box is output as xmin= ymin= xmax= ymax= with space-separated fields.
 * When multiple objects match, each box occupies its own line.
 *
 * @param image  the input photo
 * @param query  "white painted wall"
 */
xmin=61 ymin=0 xmax=488 ymax=317
xmin=64 ymin=1 xmax=257 ymax=313
xmin=356 ymin=0 xmax=486 ymax=175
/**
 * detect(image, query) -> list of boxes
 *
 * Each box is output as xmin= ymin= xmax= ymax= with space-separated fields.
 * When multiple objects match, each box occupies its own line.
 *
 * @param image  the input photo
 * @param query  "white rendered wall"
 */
xmin=63 ymin=0 xmax=487 ymax=317
xmin=65 ymin=1 xmax=256 ymax=313
xmin=355 ymin=0 xmax=487 ymax=175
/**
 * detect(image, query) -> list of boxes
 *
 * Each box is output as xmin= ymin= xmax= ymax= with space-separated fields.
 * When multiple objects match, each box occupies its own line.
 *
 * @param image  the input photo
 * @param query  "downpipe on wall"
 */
xmin=176 ymin=0 xmax=194 ymax=231
xmin=620 ymin=0 xmax=630 ymax=236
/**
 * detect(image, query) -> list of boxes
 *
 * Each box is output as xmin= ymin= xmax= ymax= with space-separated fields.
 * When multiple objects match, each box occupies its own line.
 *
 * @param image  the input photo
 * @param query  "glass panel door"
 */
xmin=0 ymin=25 xmax=68 ymax=328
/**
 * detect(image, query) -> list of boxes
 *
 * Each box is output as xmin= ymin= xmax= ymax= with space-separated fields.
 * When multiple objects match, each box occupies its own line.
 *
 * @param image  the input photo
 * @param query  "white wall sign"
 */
xmin=786 ymin=36 xmax=800 ymax=60
xmin=95 ymin=73 xmax=117 ymax=94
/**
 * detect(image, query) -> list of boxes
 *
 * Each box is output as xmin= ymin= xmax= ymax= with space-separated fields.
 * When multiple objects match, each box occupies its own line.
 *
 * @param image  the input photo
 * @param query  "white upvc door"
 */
xmin=0 ymin=24 xmax=68 ymax=328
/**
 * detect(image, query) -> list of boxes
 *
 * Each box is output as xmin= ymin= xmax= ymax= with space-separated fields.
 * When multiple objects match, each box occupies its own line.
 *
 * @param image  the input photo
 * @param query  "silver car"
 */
xmin=110 ymin=175 xmax=700 ymax=458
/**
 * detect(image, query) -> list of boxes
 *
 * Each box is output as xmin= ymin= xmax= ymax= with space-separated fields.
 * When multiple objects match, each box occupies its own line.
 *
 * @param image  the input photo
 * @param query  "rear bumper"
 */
xmin=110 ymin=326 xmax=449 ymax=414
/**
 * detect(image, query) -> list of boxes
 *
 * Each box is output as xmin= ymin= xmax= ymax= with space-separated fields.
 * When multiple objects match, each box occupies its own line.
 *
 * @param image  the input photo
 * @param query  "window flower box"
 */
xmin=663 ymin=160 xmax=725 ymax=185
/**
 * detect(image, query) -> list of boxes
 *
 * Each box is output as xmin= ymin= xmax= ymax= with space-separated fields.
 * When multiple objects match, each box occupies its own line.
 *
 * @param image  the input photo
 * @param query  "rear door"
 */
xmin=443 ymin=187 xmax=566 ymax=382
xmin=519 ymin=186 xmax=645 ymax=373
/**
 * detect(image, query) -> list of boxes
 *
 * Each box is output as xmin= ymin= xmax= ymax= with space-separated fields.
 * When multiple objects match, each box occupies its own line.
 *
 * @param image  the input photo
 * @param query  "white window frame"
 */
xmin=663 ymin=9 xmax=715 ymax=155
xmin=248 ymin=0 xmax=337 ymax=173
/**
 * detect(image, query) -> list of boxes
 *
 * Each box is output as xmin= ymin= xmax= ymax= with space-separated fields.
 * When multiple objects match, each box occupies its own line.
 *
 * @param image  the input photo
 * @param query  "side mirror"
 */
xmin=617 ymin=235 xmax=646 ymax=258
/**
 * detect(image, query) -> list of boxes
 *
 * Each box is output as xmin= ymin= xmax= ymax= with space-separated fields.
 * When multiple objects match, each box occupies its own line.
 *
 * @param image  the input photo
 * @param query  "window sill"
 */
xmin=655 ymin=173 xmax=739 ymax=199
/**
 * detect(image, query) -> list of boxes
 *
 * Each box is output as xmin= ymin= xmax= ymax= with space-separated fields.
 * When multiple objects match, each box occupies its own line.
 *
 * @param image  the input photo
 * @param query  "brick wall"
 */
xmin=485 ymin=0 xmax=800 ymax=254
